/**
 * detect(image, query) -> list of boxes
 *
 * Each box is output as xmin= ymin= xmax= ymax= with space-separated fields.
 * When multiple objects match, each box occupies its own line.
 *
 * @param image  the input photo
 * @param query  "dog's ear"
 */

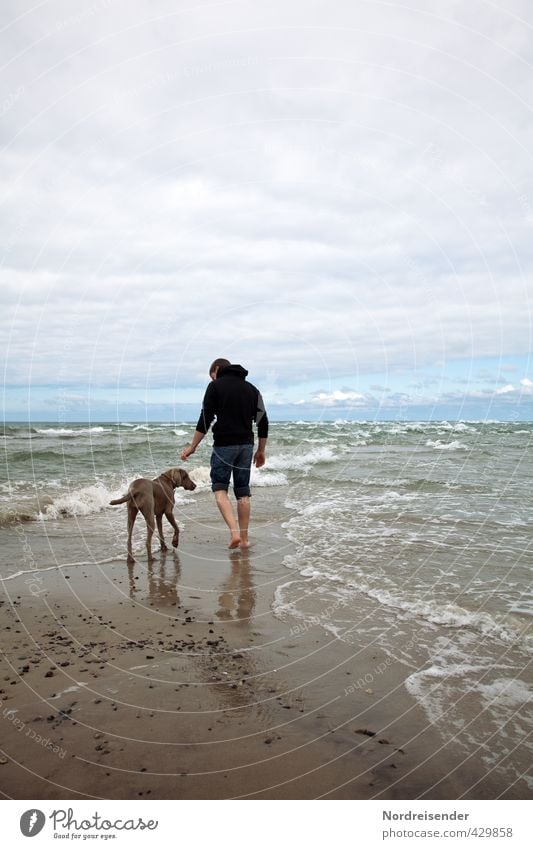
xmin=171 ymin=468 xmax=184 ymax=486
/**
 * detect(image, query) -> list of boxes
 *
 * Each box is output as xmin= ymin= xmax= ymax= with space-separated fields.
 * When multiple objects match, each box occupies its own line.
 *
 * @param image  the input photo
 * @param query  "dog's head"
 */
xmin=169 ymin=468 xmax=197 ymax=491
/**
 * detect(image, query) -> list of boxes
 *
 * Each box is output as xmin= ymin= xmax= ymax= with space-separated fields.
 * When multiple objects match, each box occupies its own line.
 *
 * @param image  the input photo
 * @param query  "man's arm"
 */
xmin=181 ymin=383 xmax=216 ymax=461
xmin=181 ymin=429 xmax=205 ymax=460
xmin=254 ymin=436 xmax=267 ymax=468
xmin=253 ymin=391 xmax=268 ymax=467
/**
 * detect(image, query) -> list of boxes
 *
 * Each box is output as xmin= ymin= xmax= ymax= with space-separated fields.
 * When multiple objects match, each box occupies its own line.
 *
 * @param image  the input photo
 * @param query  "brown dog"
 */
xmin=109 ymin=468 xmax=196 ymax=563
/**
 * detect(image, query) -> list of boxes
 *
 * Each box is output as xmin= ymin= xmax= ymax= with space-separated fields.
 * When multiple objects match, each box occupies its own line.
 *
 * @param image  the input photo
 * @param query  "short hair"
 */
xmin=209 ymin=358 xmax=230 ymax=376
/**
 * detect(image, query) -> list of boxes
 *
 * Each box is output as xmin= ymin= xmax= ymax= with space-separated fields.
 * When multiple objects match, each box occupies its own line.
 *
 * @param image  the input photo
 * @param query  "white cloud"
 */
xmin=491 ymin=379 xmax=533 ymax=396
xmin=313 ymin=390 xmax=367 ymax=407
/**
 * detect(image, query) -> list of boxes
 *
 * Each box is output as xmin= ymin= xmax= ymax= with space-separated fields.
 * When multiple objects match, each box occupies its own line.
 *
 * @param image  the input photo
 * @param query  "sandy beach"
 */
xmin=0 ymin=489 xmax=526 ymax=801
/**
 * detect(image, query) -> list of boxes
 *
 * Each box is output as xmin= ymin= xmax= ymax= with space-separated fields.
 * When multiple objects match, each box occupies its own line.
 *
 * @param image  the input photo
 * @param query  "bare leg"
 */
xmin=237 ymin=496 xmax=251 ymax=548
xmin=214 ymin=490 xmax=240 ymax=548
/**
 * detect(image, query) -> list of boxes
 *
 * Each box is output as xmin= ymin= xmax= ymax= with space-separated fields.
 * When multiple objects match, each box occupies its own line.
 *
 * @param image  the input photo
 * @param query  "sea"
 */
xmin=1 ymin=419 xmax=532 ymax=790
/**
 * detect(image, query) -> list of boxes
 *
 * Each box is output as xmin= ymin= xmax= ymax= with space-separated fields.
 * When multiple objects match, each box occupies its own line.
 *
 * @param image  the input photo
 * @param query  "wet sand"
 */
xmin=0 ymin=499 xmax=526 ymax=800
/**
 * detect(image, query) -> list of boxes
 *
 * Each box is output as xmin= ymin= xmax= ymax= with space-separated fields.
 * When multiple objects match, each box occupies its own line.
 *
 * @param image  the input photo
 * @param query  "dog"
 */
xmin=109 ymin=468 xmax=196 ymax=563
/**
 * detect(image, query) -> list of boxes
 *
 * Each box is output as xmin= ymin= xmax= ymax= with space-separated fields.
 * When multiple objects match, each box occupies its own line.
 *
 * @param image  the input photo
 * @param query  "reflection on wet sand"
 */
xmin=128 ymin=551 xmax=181 ymax=607
xmin=216 ymin=550 xmax=256 ymax=625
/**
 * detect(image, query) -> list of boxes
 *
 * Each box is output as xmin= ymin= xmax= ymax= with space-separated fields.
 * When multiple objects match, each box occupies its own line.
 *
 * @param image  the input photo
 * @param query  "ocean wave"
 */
xmin=274 ymin=567 xmax=530 ymax=652
xmin=1 ymin=471 xmax=203 ymax=524
xmin=425 ymin=439 xmax=467 ymax=451
xmin=43 ymin=478 xmax=198 ymax=519
xmin=354 ymin=583 xmax=526 ymax=645
xmin=41 ymin=483 xmax=119 ymax=519
xmin=187 ymin=465 xmax=211 ymax=489
xmin=0 ymin=459 xmax=287 ymax=526
xmin=0 ymin=509 xmax=35 ymax=527
xmin=186 ymin=464 xmax=288 ymax=489
xmin=35 ymin=426 xmax=108 ymax=436
xmin=9 ymin=443 xmax=144 ymax=462
xmin=11 ymin=449 xmax=68 ymax=461
xmin=265 ymin=446 xmax=337 ymax=471
xmin=252 ymin=469 xmax=288 ymax=487
xmin=405 ymin=661 xmax=532 ymax=734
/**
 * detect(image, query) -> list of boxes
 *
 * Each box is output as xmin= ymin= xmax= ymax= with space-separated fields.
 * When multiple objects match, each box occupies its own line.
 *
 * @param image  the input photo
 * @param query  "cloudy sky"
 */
xmin=2 ymin=0 xmax=532 ymax=421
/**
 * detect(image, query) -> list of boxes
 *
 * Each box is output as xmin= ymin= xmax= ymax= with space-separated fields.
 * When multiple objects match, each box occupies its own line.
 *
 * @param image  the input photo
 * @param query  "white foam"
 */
xmin=425 ymin=439 xmax=467 ymax=451
xmin=185 ymin=464 xmax=288 ymax=489
xmin=188 ymin=465 xmax=211 ymax=489
xmin=405 ymin=661 xmax=493 ymax=724
xmin=265 ymin=446 xmax=337 ymax=471
xmin=451 ymin=422 xmax=475 ymax=433
xmin=272 ymin=581 xmax=301 ymax=619
xmin=36 ymin=427 xmax=107 ymax=436
xmin=477 ymin=678 xmax=532 ymax=709
xmin=51 ymin=683 xmax=88 ymax=699
xmin=348 ymin=583 xmax=526 ymax=645
xmin=300 ymin=566 xmax=325 ymax=578
xmin=1 ymin=555 xmax=119 ymax=581
xmin=42 ymin=483 xmax=118 ymax=519
xmin=3 ymin=469 xmax=202 ymax=525
xmin=251 ymin=469 xmax=288 ymax=487
xmin=35 ymin=427 xmax=75 ymax=436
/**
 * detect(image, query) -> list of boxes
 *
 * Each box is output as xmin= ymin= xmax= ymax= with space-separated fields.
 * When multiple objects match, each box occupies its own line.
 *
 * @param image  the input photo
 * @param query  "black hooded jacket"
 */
xmin=195 ymin=364 xmax=269 ymax=447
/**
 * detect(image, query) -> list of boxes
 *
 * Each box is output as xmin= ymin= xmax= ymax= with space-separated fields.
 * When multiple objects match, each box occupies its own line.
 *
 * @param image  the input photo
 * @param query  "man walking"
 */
xmin=181 ymin=358 xmax=269 ymax=549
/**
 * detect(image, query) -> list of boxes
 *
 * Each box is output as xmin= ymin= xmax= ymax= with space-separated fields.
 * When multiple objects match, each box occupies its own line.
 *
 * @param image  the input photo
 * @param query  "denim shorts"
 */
xmin=210 ymin=444 xmax=254 ymax=498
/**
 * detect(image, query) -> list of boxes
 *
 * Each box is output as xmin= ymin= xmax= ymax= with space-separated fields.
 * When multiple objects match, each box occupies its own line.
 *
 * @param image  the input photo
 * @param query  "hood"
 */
xmin=217 ymin=364 xmax=248 ymax=379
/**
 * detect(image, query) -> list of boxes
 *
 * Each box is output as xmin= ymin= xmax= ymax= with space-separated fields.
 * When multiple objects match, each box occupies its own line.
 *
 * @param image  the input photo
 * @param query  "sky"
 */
xmin=1 ymin=0 xmax=532 ymax=421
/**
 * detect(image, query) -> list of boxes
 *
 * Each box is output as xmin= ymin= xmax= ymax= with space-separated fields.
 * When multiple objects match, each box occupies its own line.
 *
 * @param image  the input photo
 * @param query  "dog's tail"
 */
xmin=109 ymin=494 xmax=131 ymax=505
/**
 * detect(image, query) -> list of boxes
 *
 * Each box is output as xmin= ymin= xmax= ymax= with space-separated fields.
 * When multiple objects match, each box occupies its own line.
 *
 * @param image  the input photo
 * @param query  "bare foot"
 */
xmin=239 ymin=539 xmax=252 ymax=549
xmin=228 ymin=532 xmax=241 ymax=549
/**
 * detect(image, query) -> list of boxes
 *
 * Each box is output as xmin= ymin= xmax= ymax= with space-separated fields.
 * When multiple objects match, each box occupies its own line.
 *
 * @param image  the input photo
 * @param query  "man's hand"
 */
xmin=253 ymin=450 xmax=265 ymax=468
xmin=181 ymin=444 xmax=196 ymax=461
xmin=180 ymin=430 xmax=205 ymax=461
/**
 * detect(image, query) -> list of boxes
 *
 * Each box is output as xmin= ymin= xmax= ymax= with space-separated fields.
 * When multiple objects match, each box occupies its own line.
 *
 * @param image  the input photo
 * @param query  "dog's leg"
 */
xmin=127 ymin=502 xmax=138 ymax=563
xmin=156 ymin=514 xmax=167 ymax=551
xmin=165 ymin=510 xmax=180 ymax=548
xmin=140 ymin=504 xmax=156 ymax=561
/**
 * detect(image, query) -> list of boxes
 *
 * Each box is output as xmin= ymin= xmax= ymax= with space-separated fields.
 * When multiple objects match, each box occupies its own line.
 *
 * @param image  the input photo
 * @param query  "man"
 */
xmin=181 ymin=358 xmax=268 ymax=549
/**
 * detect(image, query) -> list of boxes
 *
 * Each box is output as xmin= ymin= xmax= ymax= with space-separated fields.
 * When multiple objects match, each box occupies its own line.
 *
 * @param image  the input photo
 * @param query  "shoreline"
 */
xmin=0 ymin=501 xmax=529 ymax=800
